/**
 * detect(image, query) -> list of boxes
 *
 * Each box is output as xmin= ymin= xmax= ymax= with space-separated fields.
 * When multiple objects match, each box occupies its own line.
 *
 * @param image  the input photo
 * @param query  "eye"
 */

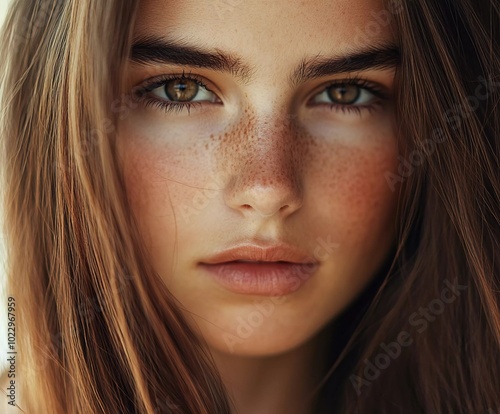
xmin=134 ymin=72 xmax=222 ymax=115
xmin=307 ymin=78 xmax=389 ymax=115
xmin=150 ymin=77 xmax=220 ymax=104
xmin=312 ymin=83 xmax=377 ymax=106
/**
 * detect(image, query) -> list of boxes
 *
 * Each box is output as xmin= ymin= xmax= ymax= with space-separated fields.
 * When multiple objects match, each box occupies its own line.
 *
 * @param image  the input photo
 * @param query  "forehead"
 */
xmin=133 ymin=0 xmax=395 ymax=62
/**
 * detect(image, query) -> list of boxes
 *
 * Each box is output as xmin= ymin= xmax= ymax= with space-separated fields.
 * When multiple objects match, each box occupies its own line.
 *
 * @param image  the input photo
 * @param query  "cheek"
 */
xmin=117 ymin=130 xmax=215 ymax=250
xmin=305 ymin=133 xmax=400 ymax=249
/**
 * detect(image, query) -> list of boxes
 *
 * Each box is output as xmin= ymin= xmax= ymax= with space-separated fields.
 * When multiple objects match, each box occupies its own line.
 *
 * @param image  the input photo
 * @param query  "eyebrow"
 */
xmin=130 ymin=35 xmax=400 ymax=88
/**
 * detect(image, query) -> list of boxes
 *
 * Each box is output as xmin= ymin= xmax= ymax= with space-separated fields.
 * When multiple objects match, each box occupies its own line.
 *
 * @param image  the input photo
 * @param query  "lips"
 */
xmin=198 ymin=243 xmax=319 ymax=296
xmin=200 ymin=243 xmax=318 ymax=265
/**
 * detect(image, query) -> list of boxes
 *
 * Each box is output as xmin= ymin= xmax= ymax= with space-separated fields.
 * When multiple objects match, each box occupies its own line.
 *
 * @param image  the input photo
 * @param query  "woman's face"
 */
xmin=117 ymin=0 xmax=400 ymax=356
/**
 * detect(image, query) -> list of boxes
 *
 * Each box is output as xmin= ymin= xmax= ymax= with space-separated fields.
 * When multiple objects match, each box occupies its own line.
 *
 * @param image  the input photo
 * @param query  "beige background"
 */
xmin=0 ymin=0 xmax=9 ymax=24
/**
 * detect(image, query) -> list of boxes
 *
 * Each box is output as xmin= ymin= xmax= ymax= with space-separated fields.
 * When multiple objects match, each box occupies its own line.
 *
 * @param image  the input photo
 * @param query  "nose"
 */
xmin=223 ymin=115 xmax=304 ymax=219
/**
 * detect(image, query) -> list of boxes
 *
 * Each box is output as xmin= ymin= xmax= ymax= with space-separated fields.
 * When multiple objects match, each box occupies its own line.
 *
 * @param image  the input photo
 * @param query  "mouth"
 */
xmin=199 ymin=245 xmax=319 ymax=296
xmin=199 ymin=261 xmax=319 ymax=296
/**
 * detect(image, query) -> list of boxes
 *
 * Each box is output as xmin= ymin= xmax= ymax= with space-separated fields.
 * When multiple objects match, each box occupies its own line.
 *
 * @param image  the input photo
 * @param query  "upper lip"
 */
xmin=200 ymin=242 xmax=318 ymax=265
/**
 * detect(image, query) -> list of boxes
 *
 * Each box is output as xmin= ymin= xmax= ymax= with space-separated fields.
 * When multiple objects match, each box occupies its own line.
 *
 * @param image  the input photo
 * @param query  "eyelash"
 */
xmin=134 ymin=70 xmax=389 ymax=116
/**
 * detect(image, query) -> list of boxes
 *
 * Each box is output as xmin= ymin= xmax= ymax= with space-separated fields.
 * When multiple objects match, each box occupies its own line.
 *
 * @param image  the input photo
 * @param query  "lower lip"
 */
xmin=199 ymin=261 xmax=319 ymax=296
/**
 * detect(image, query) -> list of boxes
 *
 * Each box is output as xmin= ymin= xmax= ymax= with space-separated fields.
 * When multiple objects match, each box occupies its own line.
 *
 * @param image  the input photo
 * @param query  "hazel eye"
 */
xmin=312 ymin=83 xmax=377 ymax=106
xmin=328 ymin=84 xmax=360 ymax=104
xmin=165 ymin=78 xmax=198 ymax=102
xmin=150 ymin=78 xmax=219 ymax=103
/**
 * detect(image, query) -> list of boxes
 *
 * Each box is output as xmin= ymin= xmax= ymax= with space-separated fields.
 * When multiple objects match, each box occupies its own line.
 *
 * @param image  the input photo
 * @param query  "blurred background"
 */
xmin=1 ymin=0 xmax=13 ymax=374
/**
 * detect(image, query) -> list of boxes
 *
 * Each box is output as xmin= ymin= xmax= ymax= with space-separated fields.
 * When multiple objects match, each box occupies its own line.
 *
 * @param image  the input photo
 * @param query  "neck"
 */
xmin=209 ymin=326 xmax=333 ymax=414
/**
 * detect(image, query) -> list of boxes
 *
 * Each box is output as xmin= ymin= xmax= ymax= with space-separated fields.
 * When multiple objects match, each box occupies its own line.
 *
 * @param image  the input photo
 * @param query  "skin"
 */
xmin=116 ymin=0 xmax=400 ymax=412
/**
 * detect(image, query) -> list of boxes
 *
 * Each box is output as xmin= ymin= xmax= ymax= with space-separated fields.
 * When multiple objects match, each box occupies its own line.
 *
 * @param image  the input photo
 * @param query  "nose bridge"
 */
xmin=220 ymin=109 xmax=304 ymax=218
xmin=228 ymin=69 xmax=299 ymax=177
xmin=244 ymin=113 xmax=297 ymax=177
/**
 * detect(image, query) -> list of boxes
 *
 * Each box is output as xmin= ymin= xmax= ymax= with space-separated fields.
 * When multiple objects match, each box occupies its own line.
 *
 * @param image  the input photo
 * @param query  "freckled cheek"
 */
xmin=118 ymin=133 xmax=215 ymax=236
xmin=308 ymin=144 xmax=399 ymax=248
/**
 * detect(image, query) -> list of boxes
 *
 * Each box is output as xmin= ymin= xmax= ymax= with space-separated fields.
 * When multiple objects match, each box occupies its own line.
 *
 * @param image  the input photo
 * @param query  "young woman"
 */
xmin=0 ymin=0 xmax=498 ymax=413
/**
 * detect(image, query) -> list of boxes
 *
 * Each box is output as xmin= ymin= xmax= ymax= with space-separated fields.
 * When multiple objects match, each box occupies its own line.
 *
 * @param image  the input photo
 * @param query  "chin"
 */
xmin=189 ymin=309 xmax=323 ymax=358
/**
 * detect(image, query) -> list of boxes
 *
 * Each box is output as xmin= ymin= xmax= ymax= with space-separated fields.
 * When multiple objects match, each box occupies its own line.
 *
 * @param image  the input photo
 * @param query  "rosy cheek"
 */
xmin=305 ymin=137 xmax=400 ymax=248
xmin=117 ymin=132 xmax=211 ymax=253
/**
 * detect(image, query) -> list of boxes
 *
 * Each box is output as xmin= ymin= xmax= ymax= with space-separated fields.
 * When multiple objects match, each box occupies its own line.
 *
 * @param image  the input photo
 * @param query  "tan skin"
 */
xmin=117 ymin=0 xmax=400 ymax=412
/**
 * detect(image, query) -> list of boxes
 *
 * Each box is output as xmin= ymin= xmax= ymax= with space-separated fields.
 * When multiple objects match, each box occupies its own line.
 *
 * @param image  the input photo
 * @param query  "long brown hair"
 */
xmin=0 ymin=0 xmax=498 ymax=413
xmin=314 ymin=0 xmax=500 ymax=412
